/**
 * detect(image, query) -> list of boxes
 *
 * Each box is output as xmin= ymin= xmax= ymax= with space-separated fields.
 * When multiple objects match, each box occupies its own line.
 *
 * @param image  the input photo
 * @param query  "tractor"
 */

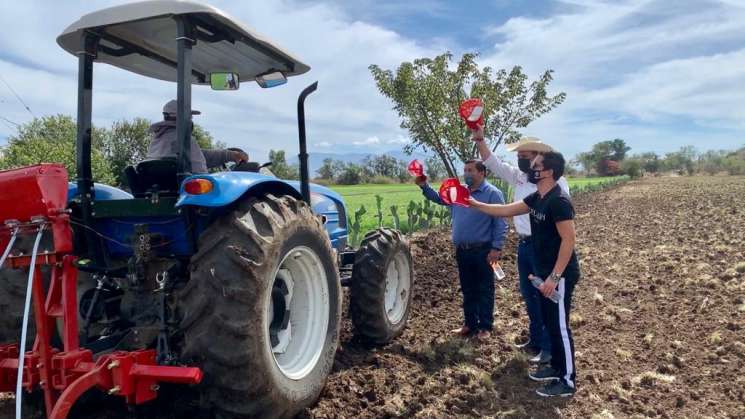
xmin=0 ymin=1 xmax=414 ymax=418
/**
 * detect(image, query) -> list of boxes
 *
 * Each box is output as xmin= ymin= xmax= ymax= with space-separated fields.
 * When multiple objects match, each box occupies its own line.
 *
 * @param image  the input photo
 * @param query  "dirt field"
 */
xmin=2 ymin=176 xmax=744 ymax=418
xmin=306 ymin=176 xmax=745 ymax=418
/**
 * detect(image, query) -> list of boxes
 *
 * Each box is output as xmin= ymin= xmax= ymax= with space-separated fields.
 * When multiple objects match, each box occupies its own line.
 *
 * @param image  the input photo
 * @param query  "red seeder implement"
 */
xmin=0 ymin=164 xmax=201 ymax=419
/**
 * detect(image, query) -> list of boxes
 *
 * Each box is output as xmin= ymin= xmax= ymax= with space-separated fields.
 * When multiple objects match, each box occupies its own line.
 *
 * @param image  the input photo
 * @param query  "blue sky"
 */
xmin=1 ymin=0 xmax=744 ymax=164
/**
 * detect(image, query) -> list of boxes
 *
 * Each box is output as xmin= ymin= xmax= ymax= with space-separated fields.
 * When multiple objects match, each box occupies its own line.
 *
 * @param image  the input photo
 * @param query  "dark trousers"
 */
xmin=517 ymin=238 xmax=551 ymax=352
xmin=455 ymin=246 xmax=495 ymax=331
xmin=540 ymin=276 xmax=578 ymax=388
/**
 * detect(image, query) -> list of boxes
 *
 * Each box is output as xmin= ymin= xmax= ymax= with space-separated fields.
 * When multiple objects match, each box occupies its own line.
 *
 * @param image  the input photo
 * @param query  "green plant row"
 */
xmin=346 ymin=176 xmax=629 ymax=246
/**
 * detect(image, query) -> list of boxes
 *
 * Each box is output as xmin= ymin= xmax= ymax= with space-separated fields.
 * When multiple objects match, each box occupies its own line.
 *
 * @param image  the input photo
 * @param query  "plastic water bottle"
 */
xmin=528 ymin=274 xmax=561 ymax=303
xmin=491 ymin=262 xmax=505 ymax=280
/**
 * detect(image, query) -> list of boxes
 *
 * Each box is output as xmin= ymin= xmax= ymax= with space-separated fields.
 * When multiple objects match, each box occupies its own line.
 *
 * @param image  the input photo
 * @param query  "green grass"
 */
xmin=331 ymin=176 xmax=628 ymax=239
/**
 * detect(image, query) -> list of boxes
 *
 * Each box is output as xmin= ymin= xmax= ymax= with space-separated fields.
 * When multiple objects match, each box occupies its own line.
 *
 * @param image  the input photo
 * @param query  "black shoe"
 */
xmin=536 ymin=380 xmax=576 ymax=397
xmin=528 ymin=366 xmax=560 ymax=382
xmin=528 ymin=350 xmax=552 ymax=364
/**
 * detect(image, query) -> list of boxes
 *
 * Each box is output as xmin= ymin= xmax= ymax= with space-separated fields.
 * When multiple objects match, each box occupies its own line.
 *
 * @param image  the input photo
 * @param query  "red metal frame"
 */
xmin=0 ymin=165 xmax=202 ymax=418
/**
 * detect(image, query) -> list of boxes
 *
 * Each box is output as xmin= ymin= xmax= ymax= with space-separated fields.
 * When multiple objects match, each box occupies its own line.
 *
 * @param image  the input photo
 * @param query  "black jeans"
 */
xmin=540 ymin=275 xmax=578 ymax=388
xmin=455 ymin=246 xmax=495 ymax=331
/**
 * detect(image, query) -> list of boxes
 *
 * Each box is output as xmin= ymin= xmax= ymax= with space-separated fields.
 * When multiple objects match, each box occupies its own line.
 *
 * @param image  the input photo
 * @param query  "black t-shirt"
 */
xmin=523 ymin=184 xmax=580 ymax=279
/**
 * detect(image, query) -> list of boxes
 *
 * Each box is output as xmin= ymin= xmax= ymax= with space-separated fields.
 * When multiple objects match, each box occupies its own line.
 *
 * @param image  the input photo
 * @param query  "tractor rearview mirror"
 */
xmin=210 ymin=72 xmax=240 ymax=90
xmin=256 ymin=71 xmax=287 ymax=89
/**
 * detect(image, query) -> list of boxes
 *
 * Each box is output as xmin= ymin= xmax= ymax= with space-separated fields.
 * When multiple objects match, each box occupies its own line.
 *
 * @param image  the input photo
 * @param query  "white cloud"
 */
xmin=0 ymin=0 xmax=435 ymax=158
xmin=480 ymin=0 xmax=745 ymax=157
xmin=385 ymin=135 xmax=410 ymax=145
xmin=315 ymin=141 xmax=333 ymax=147
xmin=353 ymin=136 xmax=380 ymax=145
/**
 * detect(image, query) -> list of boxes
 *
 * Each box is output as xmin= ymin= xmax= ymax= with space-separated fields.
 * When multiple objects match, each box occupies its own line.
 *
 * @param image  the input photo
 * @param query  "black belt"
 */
xmin=518 ymin=234 xmax=532 ymax=242
xmin=456 ymin=242 xmax=490 ymax=251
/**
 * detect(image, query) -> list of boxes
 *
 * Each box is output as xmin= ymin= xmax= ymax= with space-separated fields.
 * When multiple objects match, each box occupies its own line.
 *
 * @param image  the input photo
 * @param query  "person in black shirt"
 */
xmin=468 ymin=151 xmax=580 ymax=397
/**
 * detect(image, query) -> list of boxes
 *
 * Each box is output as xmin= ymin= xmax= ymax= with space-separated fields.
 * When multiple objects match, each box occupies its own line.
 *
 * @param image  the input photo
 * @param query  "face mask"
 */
xmin=527 ymin=169 xmax=542 ymax=184
xmin=518 ymin=158 xmax=532 ymax=173
xmin=464 ymin=175 xmax=475 ymax=187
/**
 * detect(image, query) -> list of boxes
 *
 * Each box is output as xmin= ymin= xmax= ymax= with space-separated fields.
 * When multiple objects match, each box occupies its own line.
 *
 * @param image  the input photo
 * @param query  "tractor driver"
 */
xmin=147 ymin=99 xmax=248 ymax=173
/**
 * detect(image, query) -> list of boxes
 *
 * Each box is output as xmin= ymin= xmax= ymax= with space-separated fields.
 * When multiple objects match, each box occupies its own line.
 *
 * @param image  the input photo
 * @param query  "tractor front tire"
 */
xmin=178 ymin=194 xmax=341 ymax=418
xmin=350 ymin=228 xmax=414 ymax=345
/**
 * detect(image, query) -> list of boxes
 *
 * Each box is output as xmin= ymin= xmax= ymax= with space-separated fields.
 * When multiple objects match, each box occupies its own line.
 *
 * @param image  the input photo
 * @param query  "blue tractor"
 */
xmin=0 ymin=1 xmax=413 ymax=417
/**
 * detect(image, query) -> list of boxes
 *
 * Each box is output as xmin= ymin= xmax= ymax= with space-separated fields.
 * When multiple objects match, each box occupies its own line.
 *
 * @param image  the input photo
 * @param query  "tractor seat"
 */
xmin=124 ymin=158 xmax=179 ymax=197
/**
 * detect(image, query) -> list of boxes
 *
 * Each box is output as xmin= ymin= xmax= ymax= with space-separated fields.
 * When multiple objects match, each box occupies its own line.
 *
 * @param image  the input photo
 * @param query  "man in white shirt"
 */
xmin=471 ymin=125 xmax=570 ymax=365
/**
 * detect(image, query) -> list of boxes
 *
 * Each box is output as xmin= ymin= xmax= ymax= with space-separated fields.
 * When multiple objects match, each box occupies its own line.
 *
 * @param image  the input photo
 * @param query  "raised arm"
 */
xmin=467 ymin=198 xmax=529 ymax=217
xmin=471 ymin=125 xmax=522 ymax=186
xmin=418 ymin=181 xmax=447 ymax=206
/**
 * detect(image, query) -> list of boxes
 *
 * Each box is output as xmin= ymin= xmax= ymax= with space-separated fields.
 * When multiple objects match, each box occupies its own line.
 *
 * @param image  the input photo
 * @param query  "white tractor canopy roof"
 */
xmin=57 ymin=0 xmax=310 ymax=84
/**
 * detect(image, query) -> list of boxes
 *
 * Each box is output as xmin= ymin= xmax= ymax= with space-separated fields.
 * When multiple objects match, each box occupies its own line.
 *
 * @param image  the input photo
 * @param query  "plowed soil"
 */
xmin=305 ymin=176 xmax=745 ymax=419
xmin=3 ymin=176 xmax=744 ymax=418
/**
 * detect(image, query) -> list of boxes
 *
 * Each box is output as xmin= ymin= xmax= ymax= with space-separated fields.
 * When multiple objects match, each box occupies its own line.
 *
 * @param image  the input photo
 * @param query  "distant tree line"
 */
xmin=574 ymin=138 xmax=745 ymax=177
xmin=0 ymin=115 xmax=223 ymax=187
xmin=313 ymin=155 xmax=446 ymax=185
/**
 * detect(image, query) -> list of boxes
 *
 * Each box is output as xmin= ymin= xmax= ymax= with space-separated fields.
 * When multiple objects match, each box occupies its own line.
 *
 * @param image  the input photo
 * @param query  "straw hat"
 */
xmin=505 ymin=136 xmax=554 ymax=153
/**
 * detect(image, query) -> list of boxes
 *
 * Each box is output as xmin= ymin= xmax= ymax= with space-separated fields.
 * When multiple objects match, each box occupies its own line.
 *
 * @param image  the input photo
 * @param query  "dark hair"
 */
xmin=464 ymin=159 xmax=487 ymax=174
xmin=542 ymin=152 xmax=565 ymax=180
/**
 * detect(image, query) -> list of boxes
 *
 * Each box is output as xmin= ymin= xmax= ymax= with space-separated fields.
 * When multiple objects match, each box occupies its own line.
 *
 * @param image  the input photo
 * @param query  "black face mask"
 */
xmin=527 ymin=169 xmax=542 ymax=184
xmin=518 ymin=158 xmax=532 ymax=173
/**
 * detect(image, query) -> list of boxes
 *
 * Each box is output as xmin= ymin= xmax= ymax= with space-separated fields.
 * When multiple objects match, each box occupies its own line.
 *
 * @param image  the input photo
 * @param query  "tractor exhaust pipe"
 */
xmin=297 ymin=82 xmax=318 ymax=205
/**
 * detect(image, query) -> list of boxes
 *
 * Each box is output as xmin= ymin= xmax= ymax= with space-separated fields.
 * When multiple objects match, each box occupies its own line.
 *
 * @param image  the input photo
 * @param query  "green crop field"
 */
xmin=331 ymin=176 xmax=627 ymax=240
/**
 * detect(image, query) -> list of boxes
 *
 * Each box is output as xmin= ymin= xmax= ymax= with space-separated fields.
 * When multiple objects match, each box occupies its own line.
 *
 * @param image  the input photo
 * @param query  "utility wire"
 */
xmin=0 ymin=74 xmax=35 ymax=118
xmin=0 ymin=115 xmax=20 ymax=127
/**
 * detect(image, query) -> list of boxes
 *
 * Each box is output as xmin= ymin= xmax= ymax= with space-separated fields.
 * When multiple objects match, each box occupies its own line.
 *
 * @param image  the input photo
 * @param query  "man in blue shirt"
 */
xmin=417 ymin=160 xmax=508 ymax=341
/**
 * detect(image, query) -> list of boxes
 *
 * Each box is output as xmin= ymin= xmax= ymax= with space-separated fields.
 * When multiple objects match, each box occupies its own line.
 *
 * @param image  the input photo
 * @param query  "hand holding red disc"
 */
xmin=438 ymin=178 xmax=470 ymax=207
xmin=459 ymin=98 xmax=484 ymax=130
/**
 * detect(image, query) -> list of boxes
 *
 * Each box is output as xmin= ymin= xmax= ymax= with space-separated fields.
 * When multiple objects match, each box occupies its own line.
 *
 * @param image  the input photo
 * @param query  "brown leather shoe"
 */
xmin=451 ymin=326 xmax=472 ymax=337
xmin=476 ymin=330 xmax=491 ymax=341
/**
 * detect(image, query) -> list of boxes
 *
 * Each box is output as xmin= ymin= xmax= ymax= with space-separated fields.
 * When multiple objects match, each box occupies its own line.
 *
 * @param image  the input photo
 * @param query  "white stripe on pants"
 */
xmin=557 ymin=278 xmax=574 ymax=388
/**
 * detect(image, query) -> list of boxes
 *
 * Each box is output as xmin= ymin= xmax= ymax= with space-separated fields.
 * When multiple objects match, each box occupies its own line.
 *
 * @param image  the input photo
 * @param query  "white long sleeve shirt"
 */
xmin=483 ymin=154 xmax=570 ymax=236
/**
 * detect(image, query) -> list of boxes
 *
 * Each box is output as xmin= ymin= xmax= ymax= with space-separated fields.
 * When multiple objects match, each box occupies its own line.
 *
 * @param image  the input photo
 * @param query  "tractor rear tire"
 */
xmin=350 ymin=228 xmax=414 ymax=345
xmin=177 ymin=194 xmax=341 ymax=419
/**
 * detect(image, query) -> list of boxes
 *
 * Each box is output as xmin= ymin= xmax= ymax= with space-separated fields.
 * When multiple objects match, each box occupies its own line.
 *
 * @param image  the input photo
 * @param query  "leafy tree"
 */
xmin=317 ymin=158 xmax=337 ymax=180
xmin=621 ymin=159 xmax=641 ymax=178
xmin=370 ymin=52 xmax=565 ymax=177
xmin=362 ymin=154 xmax=405 ymax=179
xmin=268 ymin=149 xmax=299 ymax=180
xmin=102 ymin=118 xmax=151 ymax=186
xmin=662 ymin=146 xmax=697 ymax=175
xmin=577 ymin=139 xmax=631 ymax=175
xmin=336 ymin=163 xmax=364 ymax=185
xmin=424 ymin=155 xmax=446 ymax=181
xmin=0 ymin=115 xmax=115 ymax=184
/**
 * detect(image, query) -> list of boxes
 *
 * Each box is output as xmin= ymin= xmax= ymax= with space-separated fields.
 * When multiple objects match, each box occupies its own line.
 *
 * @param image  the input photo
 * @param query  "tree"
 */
xmin=0 ymin=115 xmax=116 ymax=184
xmin=268 ymin=149 xmax=299 ymax=180
xmin=637 ymin=152 xmax=660 ymax=174
xmin=102 ymin=118 xmax=152 ymax=186
xmin=662 ymin=146 xmax=697 ymax=175
xmin=363 ymin=154 xmax=404 ymax=179
xmin=336 ymin=163 xmax=364 ymax=185
xmin=370 ymin=52 xmax=565 ymax=177
xmin=576 ymin=139 xmax=631 ymax=175
xmin=621 ymin=159 xmax=641 ymax=178
xmin=424 ymin=156 xmax=446 ymax=181
xmin=317 ymin=158 xmax=337 ymax=180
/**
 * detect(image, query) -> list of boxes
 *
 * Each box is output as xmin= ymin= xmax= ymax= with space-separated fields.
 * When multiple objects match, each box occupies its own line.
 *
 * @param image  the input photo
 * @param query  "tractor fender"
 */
xmin=176 ymin=172 xmax=349 ymax=249
xmin=175 ymin=172 xmax=303 ymax=207
xmin=175 ymin=171 xmax=347 ymax=210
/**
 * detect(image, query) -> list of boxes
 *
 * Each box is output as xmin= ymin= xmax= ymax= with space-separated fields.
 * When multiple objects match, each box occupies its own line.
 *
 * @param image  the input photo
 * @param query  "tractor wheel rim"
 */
xmin=267 ymin=246 xmax=329 ymax=380
xmin=384 ymin=251 xmax=410 ymax=324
